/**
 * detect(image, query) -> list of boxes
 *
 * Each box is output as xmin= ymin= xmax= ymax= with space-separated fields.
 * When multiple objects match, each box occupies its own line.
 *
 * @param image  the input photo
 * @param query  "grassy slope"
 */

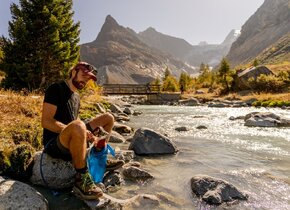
xmin=0 ymin=87 xmax=103 ymax=155
xmin=0 ymin=90 xmax=43 ymax=154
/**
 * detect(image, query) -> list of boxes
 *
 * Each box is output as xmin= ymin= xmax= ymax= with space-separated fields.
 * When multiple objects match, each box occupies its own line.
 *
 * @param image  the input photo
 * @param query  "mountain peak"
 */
xmin=104 ymin=15 xmax=118 ymax=26
xmin=143 ymin=27 xmax=157 ymax=33
xmin=221 ymin=29 xmax=240 ymax=45
xmin=94 ymin=15 xmax=122 ymax=43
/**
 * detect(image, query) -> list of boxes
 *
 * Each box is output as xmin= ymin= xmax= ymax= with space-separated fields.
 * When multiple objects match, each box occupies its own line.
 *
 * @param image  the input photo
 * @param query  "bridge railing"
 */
xmin=102 ymin=84 xmax=161 ymax=95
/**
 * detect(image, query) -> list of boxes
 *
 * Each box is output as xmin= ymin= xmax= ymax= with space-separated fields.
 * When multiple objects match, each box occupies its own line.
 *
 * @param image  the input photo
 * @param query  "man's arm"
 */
xmin=41 ymin=102 xmax=66 ymax=133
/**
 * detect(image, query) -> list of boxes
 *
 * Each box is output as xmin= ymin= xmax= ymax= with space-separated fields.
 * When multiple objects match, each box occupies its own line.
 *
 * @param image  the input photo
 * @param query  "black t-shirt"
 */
xmin=42 ymin=81 xmax=80 ymax=145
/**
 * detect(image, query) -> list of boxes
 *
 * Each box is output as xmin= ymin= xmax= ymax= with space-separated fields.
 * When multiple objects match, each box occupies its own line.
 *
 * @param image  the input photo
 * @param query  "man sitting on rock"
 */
xmin=41 ymin=61 xmax=123 ymax=200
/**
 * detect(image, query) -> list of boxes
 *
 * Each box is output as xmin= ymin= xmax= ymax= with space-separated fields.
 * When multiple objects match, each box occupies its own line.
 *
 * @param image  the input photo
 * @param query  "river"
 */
xmin=110 ymin=105 xmax=290 ymax=210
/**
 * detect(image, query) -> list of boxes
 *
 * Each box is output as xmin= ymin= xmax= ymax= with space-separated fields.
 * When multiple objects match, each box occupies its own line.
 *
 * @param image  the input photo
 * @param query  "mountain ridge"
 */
xmin=80 ymin=15 xmax=196 ymax=84
xmin=227 ymin=0 xmax=290 ymax=67
xmin=138 ymin=27 xmax=239 ymax=67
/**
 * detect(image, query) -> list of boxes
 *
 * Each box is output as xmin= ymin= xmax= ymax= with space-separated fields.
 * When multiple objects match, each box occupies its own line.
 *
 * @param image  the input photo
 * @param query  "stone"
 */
xmin=179 ymin=98 xmax=200 ymax=106
xmin=244 ymin=112 xmax=290 ymax=127
xmin=196 ymin=125 xmax=207 ymax=129
xmin=115 ymin=150 xmax=135 ymax=162
xmin=109 ymin=131 xmax=126 ymax=143
xmin=129 ymin=127 xmax=178 ymax=155
xmin=103 ymin=171 xmax=124 ymax=187
xmin=123 ymin=166 xmax=154 ymax=182
xmin=109 ymin=103 xmax=123 ymax=114
xmin=190 ymin=175 xmax=248 ymax=205
xmin=30 ymin=152 xmax=75 ymax=189
xmin=123 ymin=107 xmax=134 ymax=115
xmin=0 ymin=176 xmax=48 ymax=210
xmin=175 ymin=126 xmax=189 ymax=132
xmin=113 ymin=122 xmax=134 ymax=134
xmin=95 ymin=103 xmax=107 ymax=113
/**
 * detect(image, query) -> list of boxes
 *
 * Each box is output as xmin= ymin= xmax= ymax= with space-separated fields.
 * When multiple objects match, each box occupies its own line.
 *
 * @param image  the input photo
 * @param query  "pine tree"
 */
xmin=162 ymin=75 xmax=179 ymax=92
xmin=253 ymin=59 xmax=259 ymax=67
xmin=0 ymin=38 xmax=3 ymax=61
xmin=1 ymin=0 xmax=80 ymax=90
xmin=218 ymin=58 xmax=230 ymax=93
xmin=163 ymin=66 xmax=171 ymax=81
xmin=179 ymin=72 xmax=191 ymax=93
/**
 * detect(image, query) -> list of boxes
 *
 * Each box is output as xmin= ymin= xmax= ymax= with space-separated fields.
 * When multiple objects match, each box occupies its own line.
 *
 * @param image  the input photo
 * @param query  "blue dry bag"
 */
xmin=87 ymin=144 xmax=115 ymax=183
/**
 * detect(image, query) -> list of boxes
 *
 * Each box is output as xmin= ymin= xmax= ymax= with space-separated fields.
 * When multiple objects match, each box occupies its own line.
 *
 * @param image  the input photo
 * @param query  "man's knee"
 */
xmin=103 ymin=113 xmax=114 ymax=123
xmin=68 ymin=120 xmax=87 ymax=135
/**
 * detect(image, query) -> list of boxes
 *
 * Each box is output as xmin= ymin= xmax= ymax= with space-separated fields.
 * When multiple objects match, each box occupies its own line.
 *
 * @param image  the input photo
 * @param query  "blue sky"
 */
xmin=1 ymin=0 xmax=264 ymax=45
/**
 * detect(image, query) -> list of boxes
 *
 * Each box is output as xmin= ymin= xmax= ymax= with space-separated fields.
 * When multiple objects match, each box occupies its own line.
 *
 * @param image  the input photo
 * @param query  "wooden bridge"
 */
xmin=102 ymin=84 xmax=161 ymax=95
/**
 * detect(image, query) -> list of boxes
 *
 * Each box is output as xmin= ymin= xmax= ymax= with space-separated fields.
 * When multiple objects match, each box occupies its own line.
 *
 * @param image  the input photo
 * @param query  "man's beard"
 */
xmin=72 ymin=75 xmax=86 ymax=90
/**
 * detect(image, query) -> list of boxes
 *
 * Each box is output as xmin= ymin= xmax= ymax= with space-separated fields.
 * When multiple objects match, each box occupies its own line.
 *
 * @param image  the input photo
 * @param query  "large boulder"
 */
xmin=244 ymin=112 xmax=290 ymax=127
xmin=190 ymin=175 xmax=248 ymax=205
xmin=129 ymin=128 xmax=178 ymax=155
xmin=0 ymin=176 xmax=48 ymax=210
xmin=122 ymin=166 xmax=154 ymax=182
xmin=30 ymin=151 xmax=75 ymax=189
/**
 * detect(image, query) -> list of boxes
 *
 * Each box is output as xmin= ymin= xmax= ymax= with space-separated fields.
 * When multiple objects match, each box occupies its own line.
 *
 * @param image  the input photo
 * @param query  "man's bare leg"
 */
xmin=88 ymin=113 xmax=114 ymax=140
xmin=58 ymin=120 xmax=103 ymax=200
xmin=59 ymin=120 xmax=87 ymax=169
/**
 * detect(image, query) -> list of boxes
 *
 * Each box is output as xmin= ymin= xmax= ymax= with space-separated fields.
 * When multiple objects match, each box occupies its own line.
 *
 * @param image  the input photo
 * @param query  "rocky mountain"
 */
xmin=80 ymin=15 xmax=196 ymax=84
xmin=138 ymin=27 xmax=193 ymax=60
xmin=227 ymin=0 xmax=290 ymax=67
xmin=138 ymin=28 xmax=240 ymax=67
xmin=256 ymin=33 xmax=290 ymax=65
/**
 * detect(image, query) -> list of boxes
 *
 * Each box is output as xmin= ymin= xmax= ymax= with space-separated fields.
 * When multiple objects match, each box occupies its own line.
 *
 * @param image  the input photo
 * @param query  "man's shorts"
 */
xmin=43 ymin=121 xmax=94 ymax=161
xmin=44 ymin=136 xmax=72 ymax=161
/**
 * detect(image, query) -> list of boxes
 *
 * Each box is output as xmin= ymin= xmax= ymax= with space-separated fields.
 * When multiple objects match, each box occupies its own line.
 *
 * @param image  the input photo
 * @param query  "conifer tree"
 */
xmin=179 ymin=72 xmax=191 ymax=93
xmin=1 ymin=0 xmax=80 ymax=90
xmin=163 ymin=66 xmax=171 ymax=81
xmin=218 ymin=58 xmax=230 ymax=93
xmin=162 ymin=75 xmax=179 ymax=92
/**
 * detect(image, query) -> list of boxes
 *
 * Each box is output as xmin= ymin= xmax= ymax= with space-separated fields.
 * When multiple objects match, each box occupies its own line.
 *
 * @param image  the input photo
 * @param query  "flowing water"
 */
xmin=111 ymin=105 xmax=290 ymax=210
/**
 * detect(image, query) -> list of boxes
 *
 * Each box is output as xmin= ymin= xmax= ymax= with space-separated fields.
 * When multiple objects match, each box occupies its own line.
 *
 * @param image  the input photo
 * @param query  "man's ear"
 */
xmin=71 ymin=68 xmax=78 ymax=78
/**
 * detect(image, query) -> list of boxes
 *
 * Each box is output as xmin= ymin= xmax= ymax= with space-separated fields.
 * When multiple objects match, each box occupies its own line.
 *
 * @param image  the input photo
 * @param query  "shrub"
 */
xmin=7 ymin=144 xmax=35 ymax=181
xmin=268 ymin=101 xmax=277 ymax=107
xmin=248 ymin=74 xmax=286 ymax=92
xmin=276 ymin=101 xmax=284 ymax=107
xmin=284 ymin=101 xmax=290 ymax=107
xmin=261 ymin=101 xmax=270 ymax=107
xmin=252 ymin=101 xmax=261 ymax=107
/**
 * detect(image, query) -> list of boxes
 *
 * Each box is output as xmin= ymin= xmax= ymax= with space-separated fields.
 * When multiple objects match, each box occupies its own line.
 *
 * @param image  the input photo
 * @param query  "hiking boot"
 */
xmin=106 ymin=159 xmax=125 ymax=171
xmin=73 ymin=172 xmax=103 ymax=200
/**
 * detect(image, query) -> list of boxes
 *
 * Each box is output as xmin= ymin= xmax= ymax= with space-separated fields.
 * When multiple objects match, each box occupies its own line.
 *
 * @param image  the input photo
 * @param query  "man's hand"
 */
xmin=86 ymin=130 xmax=95 ymax=143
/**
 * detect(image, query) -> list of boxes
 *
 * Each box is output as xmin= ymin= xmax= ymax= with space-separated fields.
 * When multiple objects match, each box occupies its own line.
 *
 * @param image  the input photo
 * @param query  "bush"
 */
xmin=252 ymin=101 xmax=261 ymax=107
xmin=285 ymin=101 xmax=290 ymax=106
xmin=261 ymin=101 xmax=270 ymax=107
xmin=268 ymin=101 xmax=277 ymax=107
xmin=248 ymin=74 xmax=286 ymax=92
xmin=252 ymin=100 xmax=290 ymax=107
xmin=7 ymin=144 xmax=35 ymax=181
xmin=276 ymin=101 xmax=284 ymax=107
